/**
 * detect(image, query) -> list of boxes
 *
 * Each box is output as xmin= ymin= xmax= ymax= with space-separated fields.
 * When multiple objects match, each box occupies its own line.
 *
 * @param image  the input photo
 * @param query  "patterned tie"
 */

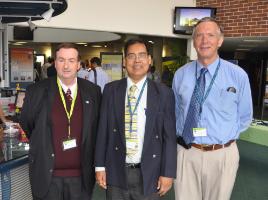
xmin=125 ymin=85 xmax=138 ymax=159
xmin=66 ymin=88 xmax=73 ymax=102
xmin=182 ymin=68 xmax=208 ymax=145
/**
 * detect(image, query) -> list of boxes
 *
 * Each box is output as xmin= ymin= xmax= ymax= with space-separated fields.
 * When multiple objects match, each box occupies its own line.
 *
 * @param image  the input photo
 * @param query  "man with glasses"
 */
xmin=95 ymin=38 xmax=177 ymax=200
xmin=172 ymin=17 xmax=252 ymax=200
xmin=20 ymin=43 xmax=101 ymax=199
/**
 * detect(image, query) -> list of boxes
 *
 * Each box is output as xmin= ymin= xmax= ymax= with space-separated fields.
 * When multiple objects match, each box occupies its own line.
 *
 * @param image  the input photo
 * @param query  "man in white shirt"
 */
xmin=88 ymin=57 xmax=111 ymax=92
xmin=95 ymin=39 xmax=177 ymax=200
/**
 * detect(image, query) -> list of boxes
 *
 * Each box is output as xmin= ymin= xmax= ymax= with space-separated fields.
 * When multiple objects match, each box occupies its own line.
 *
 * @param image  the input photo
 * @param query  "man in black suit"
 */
xmin=20 ymin=43 xmax=101 ymax=200
xmin=95 ymin=39 xmax=177 ymax=200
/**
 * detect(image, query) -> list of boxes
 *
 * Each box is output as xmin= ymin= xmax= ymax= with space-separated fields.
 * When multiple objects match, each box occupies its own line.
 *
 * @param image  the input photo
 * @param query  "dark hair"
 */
xmin=192 ymin=17 xmax=224 ymax=37
xmin=90 ymin=57 xmax=101 ymax=66
xmin=47 ymin=57 xmax=54 ymax=63
xmin=55 ymin=43 xmax=80 ymax=60
xmin=124 ymin=38 xmax=149 ymax=57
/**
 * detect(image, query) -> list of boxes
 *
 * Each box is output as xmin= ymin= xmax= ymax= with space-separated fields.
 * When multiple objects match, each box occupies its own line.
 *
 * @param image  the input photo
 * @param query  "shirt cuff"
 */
xmin=95 ymin=167 xmax=105 ymax=172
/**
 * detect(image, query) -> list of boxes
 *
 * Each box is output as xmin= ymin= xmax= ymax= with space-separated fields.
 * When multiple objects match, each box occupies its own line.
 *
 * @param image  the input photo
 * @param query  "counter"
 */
xmin=0 ymin=132 xmax=31 ymax=200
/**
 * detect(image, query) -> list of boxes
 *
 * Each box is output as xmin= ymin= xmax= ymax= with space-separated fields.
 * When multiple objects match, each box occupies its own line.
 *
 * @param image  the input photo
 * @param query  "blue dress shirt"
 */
xmin=172 ymin=58 xmax=253 ymax=145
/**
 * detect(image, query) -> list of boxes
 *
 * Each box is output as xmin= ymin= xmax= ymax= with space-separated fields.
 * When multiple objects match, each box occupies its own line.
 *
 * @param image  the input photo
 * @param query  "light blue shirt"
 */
xmin=172 ymin=58 xmax=253 ymax=144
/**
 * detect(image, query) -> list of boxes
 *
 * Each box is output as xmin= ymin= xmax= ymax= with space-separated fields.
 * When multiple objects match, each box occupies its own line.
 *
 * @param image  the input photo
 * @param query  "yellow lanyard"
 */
xmin=57 ymin=78 xmax=78 ymax=139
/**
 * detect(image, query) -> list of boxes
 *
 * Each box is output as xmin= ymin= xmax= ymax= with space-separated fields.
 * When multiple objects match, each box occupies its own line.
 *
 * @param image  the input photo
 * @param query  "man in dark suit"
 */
xmin=20 ymin=43 xmax=101 ymax=200
xmin=95 ymin=38 xmax=177 ymax=200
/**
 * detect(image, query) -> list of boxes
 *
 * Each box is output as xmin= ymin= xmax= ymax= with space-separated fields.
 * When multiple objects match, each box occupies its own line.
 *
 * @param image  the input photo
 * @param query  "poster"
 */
xmin=101 ymin=53 xmax=123 ymax=81
xmin=10 ymin=48 xmax=34 ymax=82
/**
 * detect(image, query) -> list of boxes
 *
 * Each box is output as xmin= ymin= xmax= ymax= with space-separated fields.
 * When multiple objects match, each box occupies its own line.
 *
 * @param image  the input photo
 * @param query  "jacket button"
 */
xmin=153 ymin=154 xmax=156 ymax=158
xmin=113 ymin=129 xmax=117 ymax=133
xmin=115 ymin=146 xmax=119 ymax=151
xmin=49 ymin=169 xmax=53 ymax=173
xmin=51 ymin=153 xmax=55 ymax=157
xmin=155 ymin=135 xmax=159 ymax=139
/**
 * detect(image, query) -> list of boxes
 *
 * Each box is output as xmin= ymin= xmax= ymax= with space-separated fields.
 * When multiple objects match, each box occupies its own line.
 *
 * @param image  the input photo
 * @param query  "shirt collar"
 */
xmin=58 ymin=78 xmax=77 ymax=96
xmin=196 ymin=57 xmax=220 ymax=76
xmin=127 ymin=76 xmax=147 ymax=92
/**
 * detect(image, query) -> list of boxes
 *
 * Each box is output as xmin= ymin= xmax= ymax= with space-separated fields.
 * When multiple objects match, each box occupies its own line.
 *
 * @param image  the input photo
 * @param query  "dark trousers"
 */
xmin=106 ymin=168 xmax=160 ymax=200
xmin=33 ymin=176 xmax=91 ymax=200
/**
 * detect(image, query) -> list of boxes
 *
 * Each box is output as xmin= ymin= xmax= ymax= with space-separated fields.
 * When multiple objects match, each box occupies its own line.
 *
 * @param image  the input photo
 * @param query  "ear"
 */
xmin=218 ymin=36 xmax=224 ymax=48
xmin=123 ymin=58 xmax=126 ymax=67
xmin=148 ymin=55 xmax=152 ymax=65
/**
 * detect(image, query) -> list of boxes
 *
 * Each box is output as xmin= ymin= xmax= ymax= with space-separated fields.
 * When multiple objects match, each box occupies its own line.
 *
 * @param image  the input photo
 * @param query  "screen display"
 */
xmin=174 ymin=7 xmax=217 ymax=35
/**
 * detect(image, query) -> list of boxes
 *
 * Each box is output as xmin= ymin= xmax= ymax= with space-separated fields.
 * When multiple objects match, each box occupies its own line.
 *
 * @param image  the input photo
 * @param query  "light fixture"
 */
xmin=91 ymin=45 xmax=102 ymax=48
xmin=27 ymin=18 xmax=37 ymax=31
xmin=41 ymin=4 xmax=54 ymax=22
xmin=148 ymin=40 xmax=154 ymax=44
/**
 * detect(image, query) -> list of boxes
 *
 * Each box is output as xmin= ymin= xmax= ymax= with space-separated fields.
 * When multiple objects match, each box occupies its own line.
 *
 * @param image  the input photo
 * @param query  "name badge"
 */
xmin=62 ymin=138 xmax=77 ymax=151
xmin=193 ymin=128 xmax=207 ymax=137
xmin=126 ymin=141 xmax=138 ymax=150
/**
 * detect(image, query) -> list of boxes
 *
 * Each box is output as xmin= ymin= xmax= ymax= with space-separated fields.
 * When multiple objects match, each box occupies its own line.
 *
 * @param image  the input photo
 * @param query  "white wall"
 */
xmin=33 ymin=0 xmax=196 ymax=38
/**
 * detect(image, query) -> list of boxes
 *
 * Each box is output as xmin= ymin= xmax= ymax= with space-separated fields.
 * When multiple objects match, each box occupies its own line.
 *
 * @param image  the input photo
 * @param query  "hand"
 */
xmin=95 ymin=171 xmax=107 ymax=189
xmin=157 ymin=176 xmax=173 ymax=196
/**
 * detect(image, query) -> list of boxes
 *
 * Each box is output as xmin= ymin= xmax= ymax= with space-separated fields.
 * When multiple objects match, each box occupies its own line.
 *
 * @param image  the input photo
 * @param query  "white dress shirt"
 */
xmin=58 ymin=78 xmax=77 ymax=99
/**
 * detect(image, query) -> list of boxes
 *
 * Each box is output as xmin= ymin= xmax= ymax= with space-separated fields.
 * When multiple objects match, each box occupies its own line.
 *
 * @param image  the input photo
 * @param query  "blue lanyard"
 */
xmin=127 ymin=79 xmax=147 ymax=131
xmin=195 ymin=59 xmax=221 ymax=110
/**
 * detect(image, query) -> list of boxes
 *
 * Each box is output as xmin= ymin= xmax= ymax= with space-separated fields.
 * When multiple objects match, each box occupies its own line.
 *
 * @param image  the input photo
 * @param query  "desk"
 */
xmin=240 ymin=124 xmax=268 ymax=147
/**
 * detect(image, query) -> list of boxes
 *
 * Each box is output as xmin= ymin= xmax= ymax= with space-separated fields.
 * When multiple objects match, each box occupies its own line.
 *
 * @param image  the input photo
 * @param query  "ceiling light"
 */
xmin=41 ymin=4 xmax=54 ymax=22
xmin=27 ymin=18 xmax=37 ymax=31
xmin=148 ymin=40 xmax=154 ymax=44
xmin=76 ymin=42 xmax=87 ymax=45
xmin=243 ymin=39 xmax=266 ymax=43
xmin=91 ymin=45 xmax=102 ymax=48
xmin=236 ymin=48 xmax=251 ymax=51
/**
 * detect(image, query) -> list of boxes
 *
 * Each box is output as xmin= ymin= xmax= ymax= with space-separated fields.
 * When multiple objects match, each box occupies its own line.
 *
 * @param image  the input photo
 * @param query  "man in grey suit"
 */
xmin=95 ymin=38 xmax=177 ymax=200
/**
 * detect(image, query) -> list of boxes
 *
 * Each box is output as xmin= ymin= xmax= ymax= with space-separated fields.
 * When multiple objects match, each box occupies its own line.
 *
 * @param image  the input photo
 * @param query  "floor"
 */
xmin=92 ymin=140 xmax=268 ymax=200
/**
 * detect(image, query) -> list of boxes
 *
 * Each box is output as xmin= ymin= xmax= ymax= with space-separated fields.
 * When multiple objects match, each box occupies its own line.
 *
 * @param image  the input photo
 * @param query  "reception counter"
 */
xmin=0 ymin=135 xmax=31 ymax=200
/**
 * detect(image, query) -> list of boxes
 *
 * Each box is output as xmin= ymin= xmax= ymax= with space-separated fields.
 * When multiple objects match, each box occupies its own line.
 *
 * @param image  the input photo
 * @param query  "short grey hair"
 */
xmin=192 ymin=17 xmax=224 ymax=38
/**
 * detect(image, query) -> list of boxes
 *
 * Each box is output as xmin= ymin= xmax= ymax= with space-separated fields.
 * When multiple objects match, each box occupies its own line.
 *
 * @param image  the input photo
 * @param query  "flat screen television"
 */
xmin=173 ymin=7 xmax=217 ymax=35
xmin=13 ymin=26 xmax=33 ymax=40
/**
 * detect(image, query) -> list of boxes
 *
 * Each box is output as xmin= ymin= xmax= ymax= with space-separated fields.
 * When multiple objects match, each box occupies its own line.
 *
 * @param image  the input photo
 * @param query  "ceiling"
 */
xmin=0 ymin=0 xmax=67 ymax=23
xmin=221 ymin=36 xmax=268 ymax=53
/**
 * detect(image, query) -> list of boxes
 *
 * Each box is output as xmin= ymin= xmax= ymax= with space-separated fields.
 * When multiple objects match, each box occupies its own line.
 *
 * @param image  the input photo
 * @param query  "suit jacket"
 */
xmin=95 ymin=78 xmax=177 ymax=196
xmin=20 ymin=77 xmax=101 ymax=198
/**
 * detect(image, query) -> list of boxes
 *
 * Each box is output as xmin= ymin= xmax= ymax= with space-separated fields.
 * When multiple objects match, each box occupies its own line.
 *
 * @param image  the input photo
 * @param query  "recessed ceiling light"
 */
xmin=148 ymin=40 xmax=154 ymax=44
xmin=243 ymin=39 xmax=266 ymax=43
xmin=76 ymin=42 xmax=87 ymax=45
xmin=91 ymin=45 xmax=102 ymax=48
xmin=236 ymin=48 xmax=251 ymax=51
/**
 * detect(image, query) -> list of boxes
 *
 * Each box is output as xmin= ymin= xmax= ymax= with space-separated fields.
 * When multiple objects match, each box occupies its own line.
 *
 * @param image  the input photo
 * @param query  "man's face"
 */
xmin=55 ymin=48 xmax=80 ymax=84
xmin=193 ymin=21 xmax=223 ymax=64
xmin=124 ymin=43 xmax=151 ymax=83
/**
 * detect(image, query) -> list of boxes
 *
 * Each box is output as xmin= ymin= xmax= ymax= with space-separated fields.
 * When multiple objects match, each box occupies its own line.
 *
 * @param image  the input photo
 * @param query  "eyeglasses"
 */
xmin=126 ymin=52 xmax=148 ymax=60
xmin=56 ymin=58 xmax=78 ymax=64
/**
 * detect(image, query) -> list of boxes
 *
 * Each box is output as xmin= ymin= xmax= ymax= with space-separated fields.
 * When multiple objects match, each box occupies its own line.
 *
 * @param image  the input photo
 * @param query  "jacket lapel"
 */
xmin=114 ymin=78 xmax=127 ymax=146
xmin=142 ymin=80 xmax=160 ymax=157
xmin=78 ymin=79 xmax=94 ymax=144
xmin=47 ymin=77 xmax=57 ymax=130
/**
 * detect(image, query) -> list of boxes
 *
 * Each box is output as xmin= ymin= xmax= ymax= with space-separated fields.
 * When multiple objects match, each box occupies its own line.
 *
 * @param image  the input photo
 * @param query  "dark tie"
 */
xmin=182 ymin=68 xmax=208 ymax=145
xmin=66 ymin=88 xmax=73 ymax=102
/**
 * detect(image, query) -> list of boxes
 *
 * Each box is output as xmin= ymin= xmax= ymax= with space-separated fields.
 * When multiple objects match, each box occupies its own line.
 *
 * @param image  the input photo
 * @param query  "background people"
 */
xmin=20 ymin=43 xmax=101 ymax=200
xmin=95 ymin=38 xmax=177 ymax=200
xmin=88 ymin=57 xmax=111 ymax=92
xmin=172 ymin=17 xmax=253 ymax=200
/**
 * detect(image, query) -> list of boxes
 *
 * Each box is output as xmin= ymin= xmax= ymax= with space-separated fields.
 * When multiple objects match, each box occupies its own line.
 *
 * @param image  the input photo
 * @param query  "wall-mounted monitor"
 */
xmin=13 ymin=26 xmax=33 ymax=40
xmin=173 ymin=7 xmax=217 ymax=35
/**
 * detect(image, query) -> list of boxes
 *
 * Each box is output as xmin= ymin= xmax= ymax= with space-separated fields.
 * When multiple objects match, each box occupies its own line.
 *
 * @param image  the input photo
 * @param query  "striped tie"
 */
xmin=125 ymin=85 xmax=138 ymax=159
xmin=182 ymin=68 xmax=208 ymax=145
